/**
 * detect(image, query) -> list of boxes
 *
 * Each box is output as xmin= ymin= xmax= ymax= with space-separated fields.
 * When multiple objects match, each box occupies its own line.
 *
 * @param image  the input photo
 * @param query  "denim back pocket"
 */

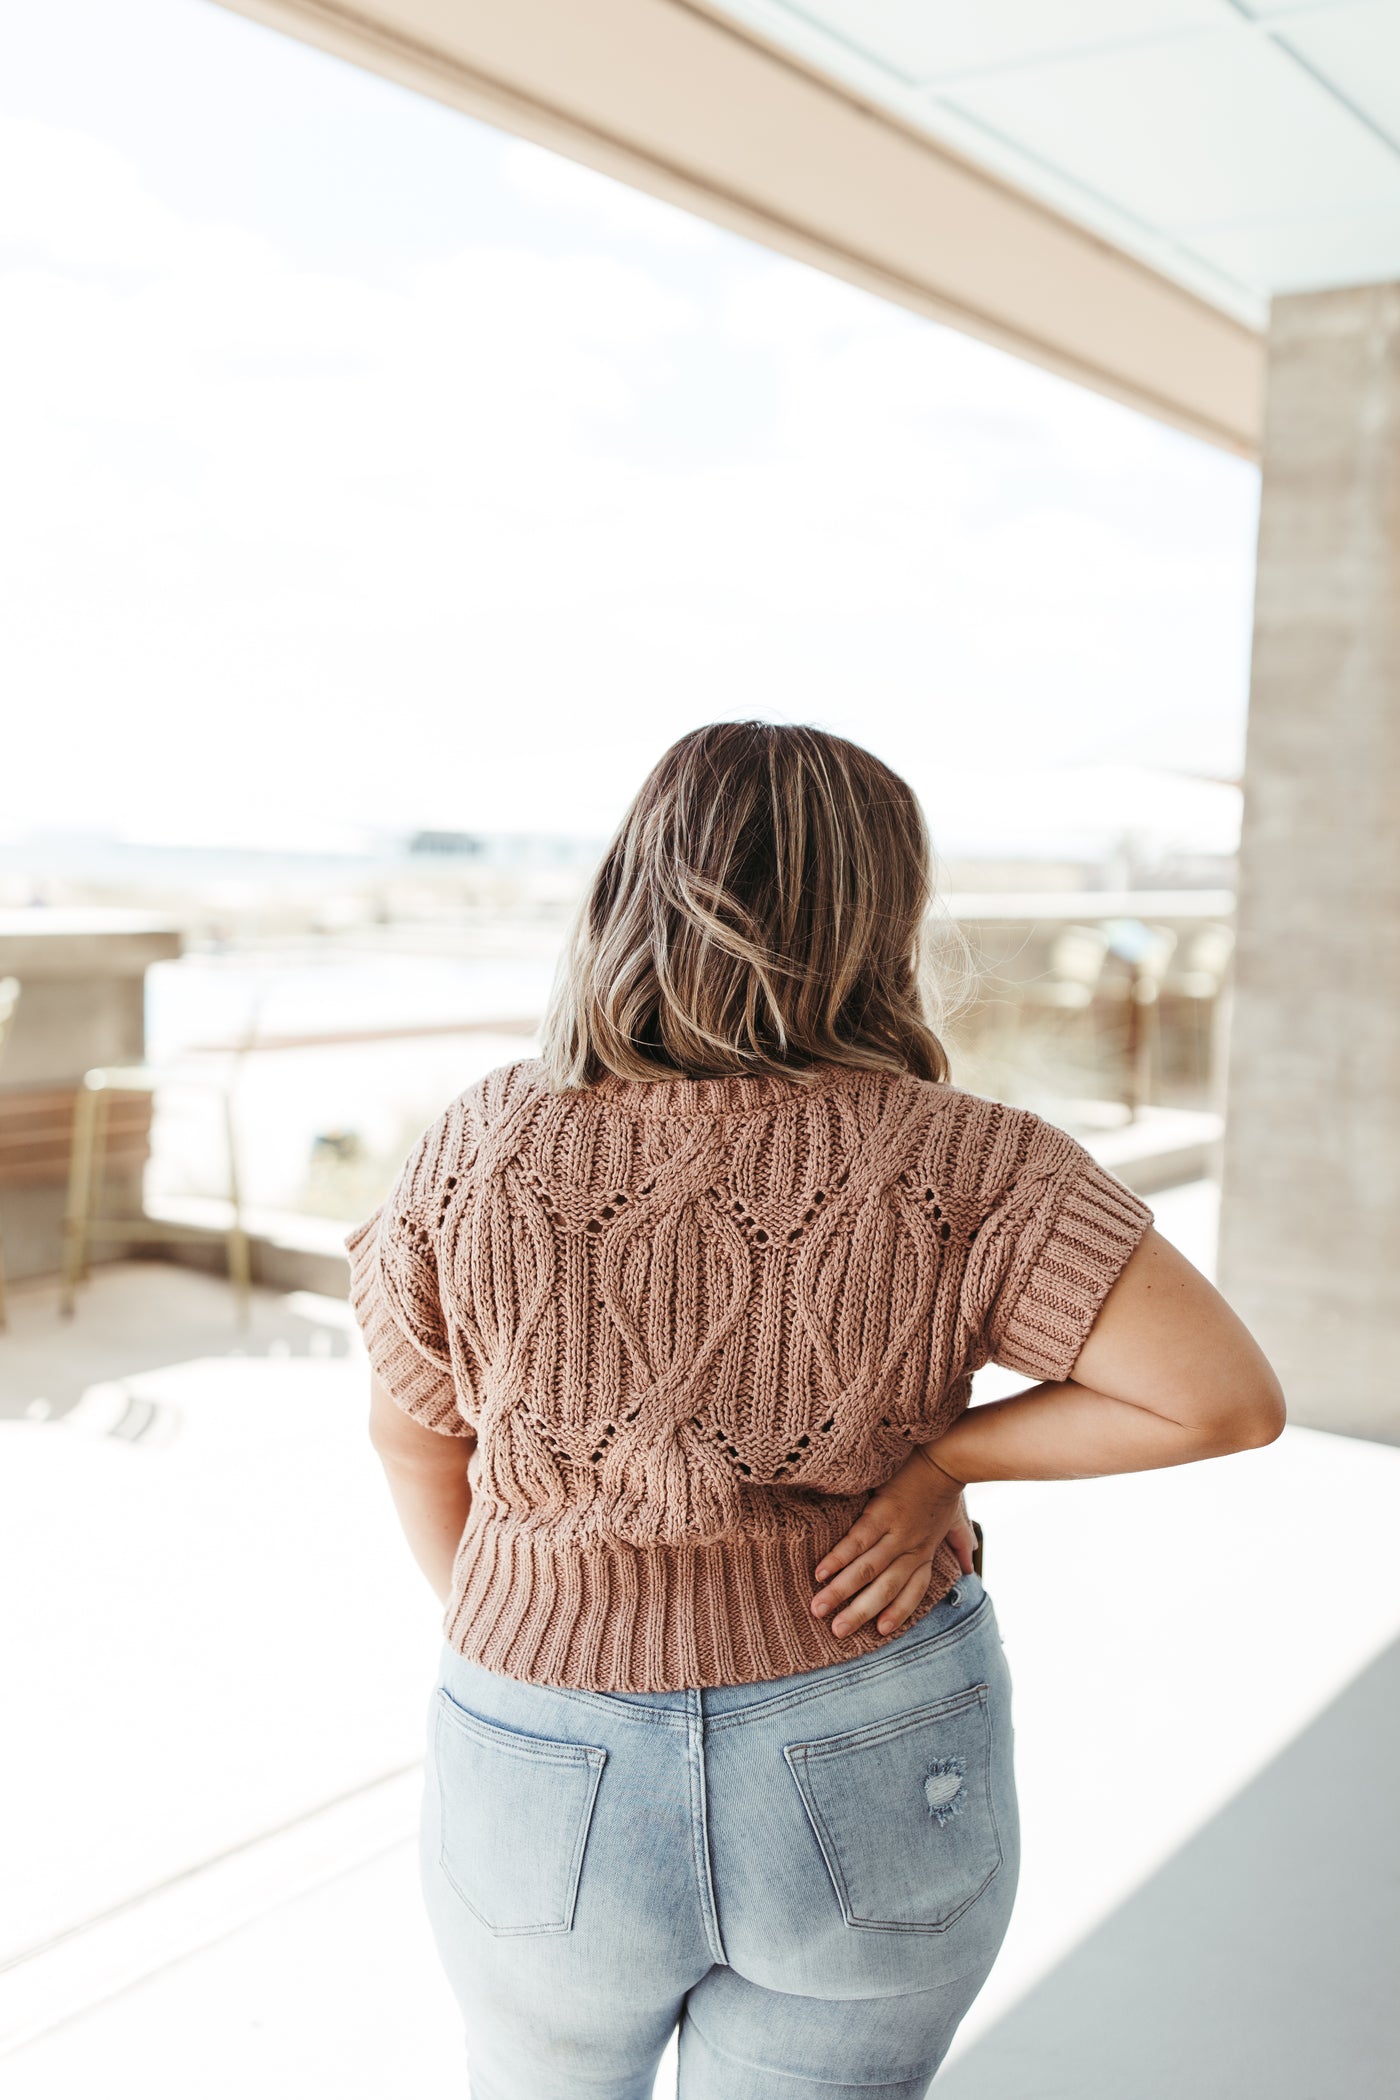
xmin=433 ymin=1688 xmax=607 ymax=1936
xmin=783 ymin=1683 xmax=1002 ymax=1933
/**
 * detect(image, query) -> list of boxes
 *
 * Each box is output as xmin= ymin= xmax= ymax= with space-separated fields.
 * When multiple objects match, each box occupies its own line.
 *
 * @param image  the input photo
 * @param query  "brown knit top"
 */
xmin=346 ymin=1057 xmax=1152 ymax=1693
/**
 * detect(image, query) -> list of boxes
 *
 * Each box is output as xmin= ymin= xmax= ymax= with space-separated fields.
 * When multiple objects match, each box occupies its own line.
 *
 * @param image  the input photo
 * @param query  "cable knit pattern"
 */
xmin=346 ymin=1058 xmax=1152 ymax=1692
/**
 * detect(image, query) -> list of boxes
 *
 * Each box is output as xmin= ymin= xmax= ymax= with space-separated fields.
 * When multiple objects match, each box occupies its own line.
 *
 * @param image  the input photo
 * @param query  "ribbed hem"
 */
xmin=994 ymin=1159 xmax=1154 ymax=1384
xmin=443 ymin=1510 xmax=963 ymax=1693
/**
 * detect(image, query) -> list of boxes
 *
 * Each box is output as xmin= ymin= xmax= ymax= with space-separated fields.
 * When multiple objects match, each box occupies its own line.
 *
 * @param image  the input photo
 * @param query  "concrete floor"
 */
xmin=2 ymin=1183 xmax=1397 ymax=2096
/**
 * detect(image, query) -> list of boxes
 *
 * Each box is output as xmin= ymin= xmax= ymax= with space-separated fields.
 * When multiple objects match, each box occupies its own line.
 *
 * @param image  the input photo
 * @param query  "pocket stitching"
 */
xmin=791 ymin=1683 xmax=988 ymax=1764
xmin=784 ymin=1683 xmax=1003 ymax=1936
xmin=435 ymin=1686 xmax=607 ymax=1771
xmin=433 ymin=1691 xmax=607 ymax=1937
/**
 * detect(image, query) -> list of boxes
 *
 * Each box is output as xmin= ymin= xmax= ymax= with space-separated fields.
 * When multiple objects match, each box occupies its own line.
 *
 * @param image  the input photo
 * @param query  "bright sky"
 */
xmin=1 ymin=0 xmax=1260 ymax=857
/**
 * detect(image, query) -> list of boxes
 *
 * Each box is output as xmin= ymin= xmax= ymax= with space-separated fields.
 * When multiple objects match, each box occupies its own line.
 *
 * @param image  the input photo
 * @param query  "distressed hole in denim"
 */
xmin=923 ymin=1758 xmax=966 ymax=1825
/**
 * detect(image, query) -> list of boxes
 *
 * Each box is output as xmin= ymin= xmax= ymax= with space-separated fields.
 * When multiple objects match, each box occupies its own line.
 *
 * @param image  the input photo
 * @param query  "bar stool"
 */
xmin=1164 ymin=923 xmax=1235 ymax=1099
xmin=0 ymin=976 xmax=20 ymax=1330
xmin=1038 ymin=924 xmax=1112 ymax=1012
xmin=1012 ymin=925 xmax=1112 ymax=1092
xmin=60 ymin=1062 xmax=252 ymax=1325
xmin=1103 ymin=921 xmax=1179 ymax=1120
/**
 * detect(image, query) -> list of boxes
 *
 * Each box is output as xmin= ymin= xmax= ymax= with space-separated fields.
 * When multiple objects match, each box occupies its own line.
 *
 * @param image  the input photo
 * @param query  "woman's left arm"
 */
xmin=812 ymin=1228 xmax=1286 ymax=1638
xmin=368 ymin=1373 xmax=474 ymax=1605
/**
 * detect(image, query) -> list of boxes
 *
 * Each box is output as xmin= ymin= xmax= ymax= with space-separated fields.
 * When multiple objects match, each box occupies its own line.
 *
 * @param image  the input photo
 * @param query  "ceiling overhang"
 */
xmin=213 ymin=0 xmax=1265 ymax=455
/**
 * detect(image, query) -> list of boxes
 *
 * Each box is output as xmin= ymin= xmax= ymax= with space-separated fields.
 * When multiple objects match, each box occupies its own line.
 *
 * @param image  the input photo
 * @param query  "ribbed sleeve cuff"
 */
xmin=990 ymin=1157 xmax=1154 ymax=1384
xmin=345 ymin=1208 xmax=471 ymax=1436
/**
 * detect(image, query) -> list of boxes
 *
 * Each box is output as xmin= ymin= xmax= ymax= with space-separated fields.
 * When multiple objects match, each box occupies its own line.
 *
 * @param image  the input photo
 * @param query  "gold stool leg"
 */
xmin=83 ymin=1085 xmax=111 ymax=1283
xmin=61 ymin=1081 xmax=100 ymax=1318
xmin=223 ymin=1092 xmax=251 ymax=1329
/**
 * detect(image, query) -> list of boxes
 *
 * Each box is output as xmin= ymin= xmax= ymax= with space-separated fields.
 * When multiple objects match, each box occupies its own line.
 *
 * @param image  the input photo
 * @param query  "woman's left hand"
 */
xmin=810 ymin=1447 xmax=976 ymax=1638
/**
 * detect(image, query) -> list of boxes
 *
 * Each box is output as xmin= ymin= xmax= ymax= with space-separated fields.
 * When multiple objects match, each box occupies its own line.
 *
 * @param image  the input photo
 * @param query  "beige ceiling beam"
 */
xmin=213 ymin=0 xmax=1264 ymax=455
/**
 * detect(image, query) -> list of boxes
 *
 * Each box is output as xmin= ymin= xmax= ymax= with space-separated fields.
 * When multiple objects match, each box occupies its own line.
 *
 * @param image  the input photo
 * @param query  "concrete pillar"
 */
xmin=1219 ymin=282 xmax=1400 ymax=1442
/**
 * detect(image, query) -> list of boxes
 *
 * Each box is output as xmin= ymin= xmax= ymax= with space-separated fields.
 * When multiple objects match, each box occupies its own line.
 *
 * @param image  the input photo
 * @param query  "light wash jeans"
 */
xmin=420 ymin=1570 xmax=1018 ymax=2098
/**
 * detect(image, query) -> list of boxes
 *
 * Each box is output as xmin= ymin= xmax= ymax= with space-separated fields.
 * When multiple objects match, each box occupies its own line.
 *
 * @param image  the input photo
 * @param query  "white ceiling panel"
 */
xmin=1187 ymin=200 xmax=1400 ymax=287
xmin=1230 ymin=2 xmax=1357 ymax=16
xmin=909 ymin=98 xmax=1268 ymax=314
xmin=776 ymin=0 xmax=1220 ymax=85
xmin=940 ymin=20 xmax=1400 ymax=225
xmin=1274 ymin=1 xmax=1400 ymax=146
xmin=714 ymin=0 xmax=1400 ymax=301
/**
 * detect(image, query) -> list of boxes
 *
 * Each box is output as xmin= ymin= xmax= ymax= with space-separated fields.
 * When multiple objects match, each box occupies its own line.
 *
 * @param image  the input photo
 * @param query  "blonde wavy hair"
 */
xmin=539 ymin=721 xmax=954 ymax=1090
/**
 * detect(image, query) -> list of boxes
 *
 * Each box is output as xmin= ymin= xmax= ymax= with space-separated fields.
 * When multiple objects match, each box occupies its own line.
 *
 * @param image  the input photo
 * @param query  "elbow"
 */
xmin=1242 ymin=1392 xmax=1288 ymax=1449
xmin=1213 ymin=1371 xmax=1288 ymax=1454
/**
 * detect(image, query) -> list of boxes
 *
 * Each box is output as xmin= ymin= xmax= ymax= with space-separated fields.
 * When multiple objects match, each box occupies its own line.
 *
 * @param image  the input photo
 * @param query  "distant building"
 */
xmin=406 ymin=830 xmax=485 ymax=859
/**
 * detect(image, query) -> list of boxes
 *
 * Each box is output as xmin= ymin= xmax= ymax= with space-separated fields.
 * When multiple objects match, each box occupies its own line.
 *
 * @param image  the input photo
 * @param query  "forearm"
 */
xmin=376 ymin=1447 xmax=473 ymax=1605
xmin=923 ymin=1379 xmax=1246 ymax=1489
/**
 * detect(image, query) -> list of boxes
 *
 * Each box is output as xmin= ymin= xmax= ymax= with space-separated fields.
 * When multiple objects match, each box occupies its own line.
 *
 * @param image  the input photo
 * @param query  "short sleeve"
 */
xmin=344 ymin=1161 xmax=475 ymax=1440
xmin=971 ymin=1119 xmax=1155 ymax=1384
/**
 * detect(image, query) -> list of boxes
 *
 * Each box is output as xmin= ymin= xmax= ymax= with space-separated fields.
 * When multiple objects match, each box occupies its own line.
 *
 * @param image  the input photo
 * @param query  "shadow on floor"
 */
xmin=0 ymin=1262 xmax=351 ymax=1421
xmin=938 ymin=1632 xmax=1400 ymax=2099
